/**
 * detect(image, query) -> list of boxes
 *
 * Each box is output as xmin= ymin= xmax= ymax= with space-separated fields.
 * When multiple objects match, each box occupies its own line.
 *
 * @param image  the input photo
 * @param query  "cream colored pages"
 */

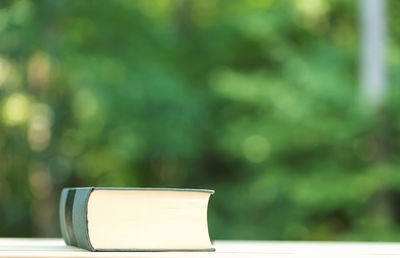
xmin=87 ymin=190 xmax=213 ymax=250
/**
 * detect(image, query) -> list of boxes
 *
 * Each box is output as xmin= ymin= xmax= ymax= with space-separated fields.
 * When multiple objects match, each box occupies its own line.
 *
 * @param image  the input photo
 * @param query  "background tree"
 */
xmin=1 ymin=0 xmax=400 ymax=241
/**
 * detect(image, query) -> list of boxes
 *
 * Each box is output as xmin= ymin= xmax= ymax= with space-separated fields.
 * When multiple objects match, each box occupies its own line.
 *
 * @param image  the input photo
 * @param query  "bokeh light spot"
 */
xmin=2 ymin=93 xmax=31 ymax=126
xmin=28 ymin=103 xmax=53 ymax=151
xmin=73 ymin=90 xmax=99 ymax=121
xmin=28 ymin=162 xmax=53 ymax=200
xmin=27 ymin=51 xmax=51 ymax=88
xmin=243 ymin=135 xmax=271 ymax=163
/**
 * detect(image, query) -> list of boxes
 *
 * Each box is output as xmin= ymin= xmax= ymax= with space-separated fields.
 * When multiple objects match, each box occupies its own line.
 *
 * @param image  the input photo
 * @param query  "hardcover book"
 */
xmin=59 ymin=187 xmax=215 ymax=251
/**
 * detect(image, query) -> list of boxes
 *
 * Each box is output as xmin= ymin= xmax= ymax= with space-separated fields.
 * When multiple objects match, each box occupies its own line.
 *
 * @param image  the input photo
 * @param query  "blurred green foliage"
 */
xmin=1 ymin=0 xmax=400 ymax=241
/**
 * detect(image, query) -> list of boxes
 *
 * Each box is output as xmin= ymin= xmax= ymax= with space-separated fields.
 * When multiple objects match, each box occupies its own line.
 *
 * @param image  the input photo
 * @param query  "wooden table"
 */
xmin=2 ymin=238 xmax=400 ymax=257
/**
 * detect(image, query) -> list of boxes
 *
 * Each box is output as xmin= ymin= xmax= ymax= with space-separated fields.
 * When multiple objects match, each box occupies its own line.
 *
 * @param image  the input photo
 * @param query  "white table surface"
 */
xmin=2 ymin=238 xmax=400 ymax=258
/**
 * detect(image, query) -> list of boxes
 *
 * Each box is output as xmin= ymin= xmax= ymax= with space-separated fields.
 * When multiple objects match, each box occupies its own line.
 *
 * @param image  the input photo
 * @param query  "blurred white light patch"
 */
xmin=2 ymin=93 xmax=31 ymax=125
xmin=243 ymin=135 xmax=271 ymax=163
xmin=28 ymin=103 xmax=53 ymax=151
xmin=0 ymin=57 xmax=11 ymax=86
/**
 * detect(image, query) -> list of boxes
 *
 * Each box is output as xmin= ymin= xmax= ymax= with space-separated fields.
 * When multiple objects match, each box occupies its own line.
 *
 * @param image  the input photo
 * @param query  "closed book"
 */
xmin=59 ymin=187 xmax=215 ymax=251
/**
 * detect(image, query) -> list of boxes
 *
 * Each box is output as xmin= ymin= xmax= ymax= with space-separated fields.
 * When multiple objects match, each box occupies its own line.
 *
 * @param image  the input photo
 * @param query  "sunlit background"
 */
xmin=1 ymin=0 xmax=400 ymax=241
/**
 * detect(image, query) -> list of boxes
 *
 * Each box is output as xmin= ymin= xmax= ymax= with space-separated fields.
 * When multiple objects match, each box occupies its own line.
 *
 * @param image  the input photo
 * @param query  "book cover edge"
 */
xmin=59 ymin=188 xmax=69 ymax=245
xmin=84 ymin=187 xmax=95 ymax=251
xmin=62 ymin=187 xmax=214 ymax=194
xmin=92 ymin=248 xmax=216 ymax=252
xmin=64 ymin=187 xmax=95 ymax=251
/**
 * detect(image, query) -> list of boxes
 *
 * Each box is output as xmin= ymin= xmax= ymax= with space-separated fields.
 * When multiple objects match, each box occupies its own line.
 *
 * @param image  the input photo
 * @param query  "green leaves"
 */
xmin=1 ymin=0 xmax=400 ymax=240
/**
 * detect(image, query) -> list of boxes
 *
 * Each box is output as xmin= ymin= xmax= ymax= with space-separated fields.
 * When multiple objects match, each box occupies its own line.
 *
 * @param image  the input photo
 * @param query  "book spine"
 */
xmin=59 ymin=188 xmax=70 ymax=245
xmin=59 ymin=187 xmax=94 ymax=251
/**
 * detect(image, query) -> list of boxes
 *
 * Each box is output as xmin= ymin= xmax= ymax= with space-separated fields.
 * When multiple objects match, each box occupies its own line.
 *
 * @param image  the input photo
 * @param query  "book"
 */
xmin=59 ymin=187 xmax=215 ymax=252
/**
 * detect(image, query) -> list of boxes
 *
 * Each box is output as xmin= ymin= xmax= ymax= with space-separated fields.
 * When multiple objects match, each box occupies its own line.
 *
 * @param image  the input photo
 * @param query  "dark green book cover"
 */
xmin=59 ymin=187 xmax=215 ymax=252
